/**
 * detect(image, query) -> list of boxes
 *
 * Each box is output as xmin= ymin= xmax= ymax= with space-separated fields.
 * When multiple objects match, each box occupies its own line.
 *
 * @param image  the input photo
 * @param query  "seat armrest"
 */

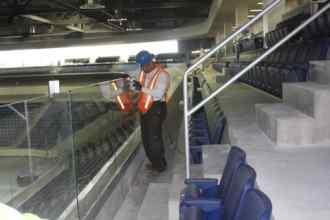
xmin=185 ymin=178 xmax=218 ymax=189
xmin=184 ymin=199 xmax=224 ymax=213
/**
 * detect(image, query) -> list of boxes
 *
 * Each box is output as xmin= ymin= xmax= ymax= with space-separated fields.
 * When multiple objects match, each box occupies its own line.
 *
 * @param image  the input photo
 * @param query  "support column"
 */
xmin=224 ymin=22 xmax=233 ymax=56
xmin=263 ymin=0 xmax=286 ymax=32
xmin=235 ymin=2 xmax=249 ymax=27
xmin=215 ymin=31 xmax=225 ymax=60
xmin=215 ymin=31 xmax=223 ymax=44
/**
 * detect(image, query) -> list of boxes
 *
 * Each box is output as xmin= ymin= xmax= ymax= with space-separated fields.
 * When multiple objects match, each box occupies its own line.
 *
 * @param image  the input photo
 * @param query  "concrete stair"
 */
xmin=283 ymin=82 xmax=330 ymax=122
xmin=137 ymin=183 xmax=169 ymax=220
xmin=309 ymin=61 xmax=330 ymax=84
xmin=256 ymin=61 xmax=330 ymax=146
xmin=256 ymin=103 xmax=315 ymax=145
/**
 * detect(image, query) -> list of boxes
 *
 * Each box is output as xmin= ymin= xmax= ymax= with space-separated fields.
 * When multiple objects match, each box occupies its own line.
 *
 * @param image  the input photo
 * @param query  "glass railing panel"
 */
xmin=69 ymin=78 xmax=139 ymax=218
xmin=0 ymin=101 xmax=30 ymax=204
xmin=0 ymin=93 xmax=79 ymax=220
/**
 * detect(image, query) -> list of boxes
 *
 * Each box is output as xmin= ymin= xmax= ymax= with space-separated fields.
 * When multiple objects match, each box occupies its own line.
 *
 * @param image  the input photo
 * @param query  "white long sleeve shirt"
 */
xmin=141 ymin=67 xmax=170 ymax=101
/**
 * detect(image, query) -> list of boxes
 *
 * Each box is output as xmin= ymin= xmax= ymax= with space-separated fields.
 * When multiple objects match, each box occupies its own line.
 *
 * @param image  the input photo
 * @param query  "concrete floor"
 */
xmin=204 ymin=68 xmax=330 ymax=220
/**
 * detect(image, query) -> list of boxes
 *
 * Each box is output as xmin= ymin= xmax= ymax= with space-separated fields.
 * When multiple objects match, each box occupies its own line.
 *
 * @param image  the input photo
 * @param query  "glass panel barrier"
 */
xmin=69 ymin=79 xmax=139 ymax=219
xmin=0 ymin=94 xmax=79 ymax=220
xmin=0 ymin=76 xmax=141 ymax=220
xmin=0 ymin=101 xmax=29 ymax=204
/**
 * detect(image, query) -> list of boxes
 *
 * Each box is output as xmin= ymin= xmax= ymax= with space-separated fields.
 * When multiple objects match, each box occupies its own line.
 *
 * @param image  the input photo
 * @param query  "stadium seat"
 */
xmin=182 ymin=189 xmax=272 ymax=220
xmin=235 ymin=189 xmax=272 ymax=220
xmin=182 ymin=146 xmax=246 ymax=200
xmin=181 ymin=163 xmax=256 ymax=220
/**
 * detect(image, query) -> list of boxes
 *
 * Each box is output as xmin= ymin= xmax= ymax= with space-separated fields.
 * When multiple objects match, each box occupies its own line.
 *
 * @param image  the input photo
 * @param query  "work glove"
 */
xmin=132 ymin=80 xmax=142 ymax=91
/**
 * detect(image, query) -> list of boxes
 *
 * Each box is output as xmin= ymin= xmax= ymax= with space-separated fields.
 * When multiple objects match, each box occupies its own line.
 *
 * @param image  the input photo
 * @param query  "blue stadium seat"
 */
xmin=182 ymin=146 xmax=246 ymax=200
xmin=181 ymin=163 xmax=256 ymax=220
xmin=235 ymin=189 xmax=272 ymax=220
xmin=182 ymin=189 xmax=272 ymax=220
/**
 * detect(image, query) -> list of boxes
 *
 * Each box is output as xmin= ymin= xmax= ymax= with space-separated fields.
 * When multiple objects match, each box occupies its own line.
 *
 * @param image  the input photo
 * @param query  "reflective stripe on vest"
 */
xmin=111 ymin=80 xmax=132 ymax=112
xmin=138 ymin=66 xmax=169 ymax=113
xmin=112 ymin=82 xmax=125 ymax=110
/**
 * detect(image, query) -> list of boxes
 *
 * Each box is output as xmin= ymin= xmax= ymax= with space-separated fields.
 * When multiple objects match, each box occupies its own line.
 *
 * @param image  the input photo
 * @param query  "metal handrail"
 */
xmin=183 ymin=1 xmax=330 ymax=178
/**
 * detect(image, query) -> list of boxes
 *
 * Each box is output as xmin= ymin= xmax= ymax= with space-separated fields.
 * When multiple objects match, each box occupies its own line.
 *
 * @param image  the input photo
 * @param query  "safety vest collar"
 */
xmin=138 ymin=66 xmax=162 ymax=89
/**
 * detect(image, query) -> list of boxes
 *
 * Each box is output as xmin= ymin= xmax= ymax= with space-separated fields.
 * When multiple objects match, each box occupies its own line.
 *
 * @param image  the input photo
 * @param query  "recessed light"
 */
xmin=257 ymin=2 xmax=264 ymax=5
xmin=249 ymin=9 xmax=263 ymax=12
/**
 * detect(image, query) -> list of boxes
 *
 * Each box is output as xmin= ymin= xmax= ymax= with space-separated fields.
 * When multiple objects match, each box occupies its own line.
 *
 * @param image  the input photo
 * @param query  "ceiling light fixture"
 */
xmin=126 ymin=28 xmax=143 ymax=31
xmin=257 ymin=2 xmax=264 ymax=5
xmin=249 ymin=9 xmax=263 ymax=12
xmin=247 ymin=15 xmax=256 ymax=18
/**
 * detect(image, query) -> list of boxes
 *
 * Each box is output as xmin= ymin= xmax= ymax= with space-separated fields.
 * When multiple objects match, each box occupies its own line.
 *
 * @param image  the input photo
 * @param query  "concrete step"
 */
xmin=168 ymin=157 xmax=204 ymax=220
xmin=283 ymin=82 xmax=330 ymax=122
xmin=138 ymin=183 xmax=169 ymax=220
xmin=256 ymin=103 xmax=316 ymax=145
xmin=309 ymin=61 xmax=330 ymax=84
xmin=113 ymin=169 xmax=149 ymax=220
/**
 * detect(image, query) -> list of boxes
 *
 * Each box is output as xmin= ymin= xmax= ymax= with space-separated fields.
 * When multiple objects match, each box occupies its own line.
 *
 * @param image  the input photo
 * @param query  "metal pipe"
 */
xmin=188 ymin=2 xmax=330 ymax=116
xmin=24 ymin=100 xmax=34 ymax=182
xmin=183 ymin=0 xmax=282 ymax=179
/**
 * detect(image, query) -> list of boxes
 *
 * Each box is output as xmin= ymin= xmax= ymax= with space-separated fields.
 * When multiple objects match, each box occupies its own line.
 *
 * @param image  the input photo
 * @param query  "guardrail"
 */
xmin=183 ymin=1 xmax=330 ymax=178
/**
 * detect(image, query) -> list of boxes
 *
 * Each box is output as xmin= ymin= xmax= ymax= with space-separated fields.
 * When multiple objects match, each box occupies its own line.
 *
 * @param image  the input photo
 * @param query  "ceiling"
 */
xmin=0 ymin=0 xmax=212 ymax=37
xmin=0 ymin=0 xmax=266 ymax=50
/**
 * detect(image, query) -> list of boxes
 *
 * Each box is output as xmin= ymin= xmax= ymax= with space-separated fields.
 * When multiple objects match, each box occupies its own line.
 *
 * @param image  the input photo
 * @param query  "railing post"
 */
xmin=183 ymin=0 xmax=282 ymax=179
xmin=183 ymin=73 xmax=190 ymax=178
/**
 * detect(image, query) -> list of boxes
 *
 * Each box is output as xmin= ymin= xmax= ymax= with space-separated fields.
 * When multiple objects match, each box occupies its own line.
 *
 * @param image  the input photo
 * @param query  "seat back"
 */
xmin=182 ymin=206 xmax=203 ymax=220
xmin=235 ymin=189 xmax=272 ymax=220
xmin=223 ymin=164 xmax=256 ymax=220
xmin=219 ymin=146 xmax=246 ymax=198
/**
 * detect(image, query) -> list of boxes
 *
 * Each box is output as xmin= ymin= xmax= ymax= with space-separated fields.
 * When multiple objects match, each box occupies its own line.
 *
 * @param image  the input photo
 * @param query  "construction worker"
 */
xmin=132 ymin=50 xmax=170 ymax=172
xmin=0 ymin=203 xmax=47 ymax=220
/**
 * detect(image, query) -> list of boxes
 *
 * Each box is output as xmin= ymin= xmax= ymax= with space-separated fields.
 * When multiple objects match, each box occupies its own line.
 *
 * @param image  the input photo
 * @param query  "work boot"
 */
xmin=145 ymin=163 xmax=153 ymax=171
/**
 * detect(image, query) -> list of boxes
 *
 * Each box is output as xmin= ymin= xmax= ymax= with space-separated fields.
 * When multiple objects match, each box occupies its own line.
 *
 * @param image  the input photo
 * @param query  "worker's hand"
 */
xmin=132 ymin=80 xmax=142 ymax=91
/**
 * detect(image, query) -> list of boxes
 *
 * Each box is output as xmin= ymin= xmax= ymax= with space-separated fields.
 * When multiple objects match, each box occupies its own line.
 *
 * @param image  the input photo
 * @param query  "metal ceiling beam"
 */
xmin=21 ymin=14 xmax=85 ymax=32
xmin=0 ymin=9 xmax=70 ymax=16
xmin=49 ymin=0 xmax=125 ymax=32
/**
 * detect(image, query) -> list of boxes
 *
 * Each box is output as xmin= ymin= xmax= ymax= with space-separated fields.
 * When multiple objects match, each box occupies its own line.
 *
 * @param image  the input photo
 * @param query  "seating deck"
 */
xmin=204 ymin=69 xmax=330 ymax=220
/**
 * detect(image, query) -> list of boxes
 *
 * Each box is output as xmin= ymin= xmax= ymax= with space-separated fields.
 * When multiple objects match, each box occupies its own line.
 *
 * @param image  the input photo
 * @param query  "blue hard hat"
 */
xmin=136 ymin=50 xmax=153 ymax=65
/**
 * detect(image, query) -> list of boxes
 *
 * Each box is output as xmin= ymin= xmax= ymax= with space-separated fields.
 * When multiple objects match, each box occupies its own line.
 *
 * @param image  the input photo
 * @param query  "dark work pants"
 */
xmin=140 ymin=101 xmax=167 ymax=171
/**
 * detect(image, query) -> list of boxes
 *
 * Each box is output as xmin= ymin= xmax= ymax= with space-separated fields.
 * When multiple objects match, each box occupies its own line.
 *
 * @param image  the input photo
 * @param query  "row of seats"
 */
xmin=189 ymin=76 xmax=226 ymax=164
xmin=238 ymin=36 xmax=264 ymax=53
xmin=265 ymin=12 xmax=309 ymax=47
xmin=266 ymin=6 xmax=330 ymax=47
xmin=226 ymin=39 xmax=330 ymax=97
xmin=180 ymin=146 xmax=272 ymax=220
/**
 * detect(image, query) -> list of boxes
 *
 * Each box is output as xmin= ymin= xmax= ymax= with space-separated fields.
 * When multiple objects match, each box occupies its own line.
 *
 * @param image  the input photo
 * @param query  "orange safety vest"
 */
xmin=138 ymin=66 xmax=170 ymax=114
xmin=111 ymin=78 xmax=133 ymax=113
